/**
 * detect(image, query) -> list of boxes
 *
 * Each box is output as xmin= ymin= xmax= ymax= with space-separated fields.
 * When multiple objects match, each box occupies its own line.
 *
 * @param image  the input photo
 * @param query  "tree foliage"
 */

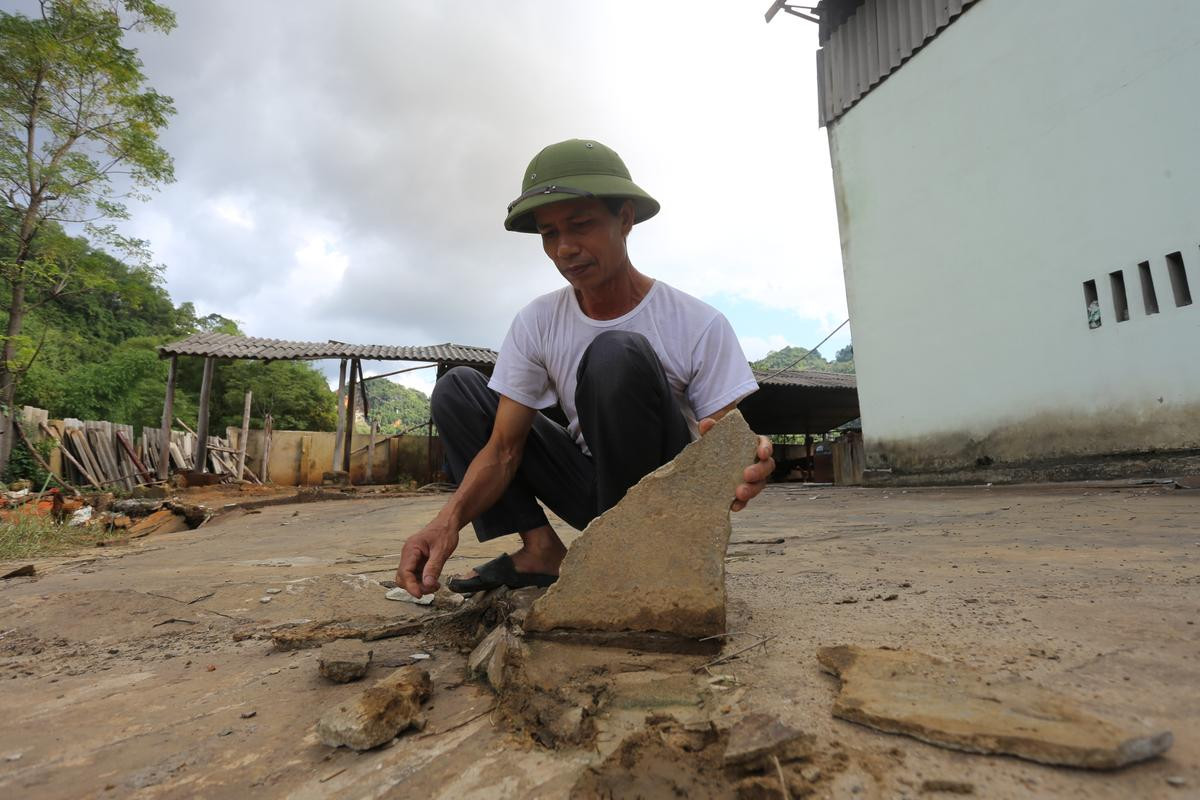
xmin=360 ymin=377 xmax=431 ymax=434
xmin=3 ymin=228 xmax=337 ymax=434
xmin=751 ymin=344 xmax=855 ymax=375
xmin=0 ymin=0 xmax=175 ymax=471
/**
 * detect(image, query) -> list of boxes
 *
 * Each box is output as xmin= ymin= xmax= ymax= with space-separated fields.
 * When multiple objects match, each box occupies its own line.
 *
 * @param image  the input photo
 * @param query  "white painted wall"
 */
xmin=828 ymin=0 xmax=1200 ymax=462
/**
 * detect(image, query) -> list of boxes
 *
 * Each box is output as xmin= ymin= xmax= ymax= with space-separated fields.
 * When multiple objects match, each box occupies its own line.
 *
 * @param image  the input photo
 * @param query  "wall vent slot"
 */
xmin=1083 ymin=280 xmax=1101 ymax=329
xmin=1167 ymin=251 xmax=1193 ymax=307
xmin=1109 ymin=270 xmax=1130 ymax=322
xmin=1138 ymin=261 xmax=1159 ymax=315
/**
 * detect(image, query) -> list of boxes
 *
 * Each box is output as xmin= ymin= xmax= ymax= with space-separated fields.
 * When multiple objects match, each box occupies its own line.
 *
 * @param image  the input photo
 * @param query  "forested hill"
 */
xmin=751 ymin=344 xmax=855 ymax=374
xmin=1 ymin=226 xmax=430 ymax=434
xmin=361 ymin=379 xmax=433 ymax=433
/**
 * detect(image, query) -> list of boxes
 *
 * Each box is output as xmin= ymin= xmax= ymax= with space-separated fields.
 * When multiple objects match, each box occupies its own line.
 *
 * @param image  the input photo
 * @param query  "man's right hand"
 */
xmin=396 ymin=520 xmax=460 ymax=598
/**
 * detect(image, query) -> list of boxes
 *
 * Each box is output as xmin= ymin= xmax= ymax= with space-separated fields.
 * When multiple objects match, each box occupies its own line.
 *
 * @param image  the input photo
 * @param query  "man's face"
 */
xmin=533 ymin=197 xmax=634 ymax=292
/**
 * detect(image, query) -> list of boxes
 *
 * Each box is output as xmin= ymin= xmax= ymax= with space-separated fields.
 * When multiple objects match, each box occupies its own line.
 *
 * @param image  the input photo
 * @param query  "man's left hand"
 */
xmin=698 ymin=418 xmax=774 ymax=512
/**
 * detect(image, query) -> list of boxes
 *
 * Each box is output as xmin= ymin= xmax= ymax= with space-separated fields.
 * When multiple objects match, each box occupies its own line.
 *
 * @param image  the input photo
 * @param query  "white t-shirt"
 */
xmin=488 ymin=280 xmax=759 ymax=452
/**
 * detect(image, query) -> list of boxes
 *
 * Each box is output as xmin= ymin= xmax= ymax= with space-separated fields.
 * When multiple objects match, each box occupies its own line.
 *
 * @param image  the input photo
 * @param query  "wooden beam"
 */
xmin=367 ymin=419 xmax=377 ymax=484
xmin=158 ymin=355 xmax=178 ymax=480
xmin=236 ymin=389 xmax=252 ymax=481
xmin=342 ymin=358 xmax=358 ymax=477
xmin=115 ymin=430 xmax=153 ymax=484
xmin=260 ymin=413 xmax=273 ymax=483
xmin=194 ymin=356 xmax=215 ymax=472
xmin=332 ymin=358 xmax=347 ymax=471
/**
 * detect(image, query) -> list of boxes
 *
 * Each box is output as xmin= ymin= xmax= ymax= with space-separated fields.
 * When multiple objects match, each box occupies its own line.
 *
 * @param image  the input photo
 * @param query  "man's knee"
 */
xmin=579 ymin=331 xmax=657 ymax=377
xmin=431 ymin=366 xmax=489 ymax=420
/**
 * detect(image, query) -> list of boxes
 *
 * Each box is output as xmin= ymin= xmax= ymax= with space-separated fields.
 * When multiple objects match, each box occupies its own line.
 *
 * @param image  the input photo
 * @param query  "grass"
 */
xmin=0 ymin=513 xmax=116 ymax=561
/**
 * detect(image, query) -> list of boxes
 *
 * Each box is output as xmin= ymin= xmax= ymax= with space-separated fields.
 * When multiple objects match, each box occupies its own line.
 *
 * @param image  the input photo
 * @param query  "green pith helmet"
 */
xmin=504 ymin=139 xmax=660 ymax=233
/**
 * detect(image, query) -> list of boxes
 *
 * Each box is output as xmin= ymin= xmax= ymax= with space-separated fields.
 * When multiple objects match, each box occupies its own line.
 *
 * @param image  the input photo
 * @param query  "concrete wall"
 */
xmin=827 ymin=0 xmax=1200 ymax=475
xmin=233 ymin=429 xmax=445 ymax=486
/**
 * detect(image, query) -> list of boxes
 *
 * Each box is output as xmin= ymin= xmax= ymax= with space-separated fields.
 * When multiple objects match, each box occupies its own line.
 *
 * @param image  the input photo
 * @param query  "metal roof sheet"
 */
xmin=815 ymin=0 xmax=978 ymax=126
xmin=753 ymin=368 xmax=858 ymax=389
xmin=159 ymin=332 xmax=498 ymax=365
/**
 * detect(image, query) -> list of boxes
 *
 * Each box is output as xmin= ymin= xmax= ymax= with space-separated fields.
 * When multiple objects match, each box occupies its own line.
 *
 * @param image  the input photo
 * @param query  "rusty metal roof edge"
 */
xmin=158 ymin=332 xmax=498 ymax=364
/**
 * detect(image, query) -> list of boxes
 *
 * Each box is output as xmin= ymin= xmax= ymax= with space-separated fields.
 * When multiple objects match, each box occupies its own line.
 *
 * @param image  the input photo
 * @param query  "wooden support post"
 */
xmin=332 ymin=358 xmax=347 ymax=471
xmin=341 ymin=358 xmax=358 ymax=478
xmin=157 ymin=355 xmax=178 ymax=481
xmin=261 ymin=413 xmax=273 ymax=483
xmin=367 ymin=419 xmax=377 ymax=484
xmin=236 ymin=389 xmax=252 ymax=481
xmin=194 ymin=357 xmax=215 ymax=472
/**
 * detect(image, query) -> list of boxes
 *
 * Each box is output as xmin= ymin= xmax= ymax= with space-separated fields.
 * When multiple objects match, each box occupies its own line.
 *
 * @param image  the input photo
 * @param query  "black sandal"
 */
xmin=447 ymin=553 xmax=558 ymax=594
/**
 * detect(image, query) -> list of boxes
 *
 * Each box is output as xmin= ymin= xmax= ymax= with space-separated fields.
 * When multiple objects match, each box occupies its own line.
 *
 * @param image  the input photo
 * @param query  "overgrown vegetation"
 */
xmin=751 ymin=343 xmax=855 ymax=374
xmin=360 ymin=378 xmax=432 ymax=434
xmin=0 ymin=227 xmax=340 ymax=435
xmin=0 ymin=512 xmax=113 ymax=559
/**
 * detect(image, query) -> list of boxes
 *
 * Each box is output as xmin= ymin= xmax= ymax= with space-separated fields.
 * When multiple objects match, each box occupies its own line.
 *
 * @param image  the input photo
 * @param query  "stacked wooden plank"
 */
xmin=139 ymin=428 xmax=195 ymax=475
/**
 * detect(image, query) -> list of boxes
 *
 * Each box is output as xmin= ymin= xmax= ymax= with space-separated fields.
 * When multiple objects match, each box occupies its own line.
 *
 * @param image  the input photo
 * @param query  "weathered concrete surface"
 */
xmin=318 ymin=640 xmax=373 ymax=683
xmin=818 ymin=645 xmax=1174 ymax=769
xmin=0 ymin=485 xmax=1196 ymax=798
xmin=525 ymin=411 xmax=758 ymax=638
xmin=316 ymin=665 xmax=431 ymax=750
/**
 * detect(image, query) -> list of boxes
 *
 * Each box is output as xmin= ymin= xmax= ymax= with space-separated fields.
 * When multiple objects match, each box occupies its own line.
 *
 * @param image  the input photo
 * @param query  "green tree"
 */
xmin=361 ymin=378 xmax=432 ymax=433
xmin=0 ymin=0 xmax=175 ymax=470
xmin=217 ymin=360 xmax=337 ymax=433
xmin=752 ymin=344 xmax=855 ymax=375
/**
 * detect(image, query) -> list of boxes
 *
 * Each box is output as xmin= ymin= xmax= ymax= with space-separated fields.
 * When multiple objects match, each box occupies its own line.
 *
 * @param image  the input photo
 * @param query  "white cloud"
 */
xmin=121 ymin=3 xmax=847 ymax=355
xmin=209 ymin=196 xmax=255 ymax=230
xmin=740 ymin=334 xmax=792 ymax=362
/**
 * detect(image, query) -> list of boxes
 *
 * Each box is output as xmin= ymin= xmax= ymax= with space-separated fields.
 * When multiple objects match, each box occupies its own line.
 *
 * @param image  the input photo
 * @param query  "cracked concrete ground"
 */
xmin=0 ymin=481 xmax=1196 ymax=798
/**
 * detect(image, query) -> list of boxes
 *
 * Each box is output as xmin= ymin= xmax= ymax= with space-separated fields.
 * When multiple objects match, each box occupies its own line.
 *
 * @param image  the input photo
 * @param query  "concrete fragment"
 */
xmin=1 ymin=564 xmax=35 ymax=579
xmin=318 ymin=640 xmax=373 ymax=683
xmin=818 ymin=645 xmax=1173 ymax=769
xmin=466 ymin=624 xmax=506 ymax=680
xmin=316 ymin=665 xmax=431 ymax=750
xmin=128 ymin=508 xmax=190 ymax=537
xmin=525 ymin=410 xmax=758 ymax=639
xmin=723 ymin=712 xmax=812 ymax=767
xmin=270 ymin=615 xmax=423 ymax=650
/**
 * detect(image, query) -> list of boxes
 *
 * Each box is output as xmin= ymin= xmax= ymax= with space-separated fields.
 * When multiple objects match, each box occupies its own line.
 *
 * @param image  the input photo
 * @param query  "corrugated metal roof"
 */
xmin=159 ymin=332 xmax=498 ymax=364
xmin=753 ymin=368 xmax=858 ymax=389
xmin=816 ymin=0 xmax=978 ymax=126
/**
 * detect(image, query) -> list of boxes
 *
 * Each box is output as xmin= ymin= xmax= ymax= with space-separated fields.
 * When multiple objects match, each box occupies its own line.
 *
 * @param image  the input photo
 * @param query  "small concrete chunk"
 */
xmin=525 ymin=411 xmax=758 ymax=639
xmin=316 ymin=665 xmax=431 ymax=750
xmin=723 ymin=712 xmax=812 ymax=767
xmin=818 ymin=645 xmax=1174 ymax=769
xmin=318 ymin=640 xmax=373 ymax=683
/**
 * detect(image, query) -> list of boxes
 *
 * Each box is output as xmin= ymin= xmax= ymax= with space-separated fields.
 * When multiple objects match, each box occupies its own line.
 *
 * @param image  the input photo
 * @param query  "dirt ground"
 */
xmin=0 ymin=481 xmax=1196 ymax=798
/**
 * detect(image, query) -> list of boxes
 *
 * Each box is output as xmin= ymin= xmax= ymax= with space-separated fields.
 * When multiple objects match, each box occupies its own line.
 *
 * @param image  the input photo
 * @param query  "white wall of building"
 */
xmin=829 ymin=0 xmax=1200 ymax=470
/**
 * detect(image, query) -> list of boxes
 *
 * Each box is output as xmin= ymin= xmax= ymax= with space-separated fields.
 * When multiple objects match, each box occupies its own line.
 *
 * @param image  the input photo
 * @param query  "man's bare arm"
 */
xmin=698 ymin=402 xmax=775 ymax=512
xmin=396 ymin=396 xmax=537 ymax=597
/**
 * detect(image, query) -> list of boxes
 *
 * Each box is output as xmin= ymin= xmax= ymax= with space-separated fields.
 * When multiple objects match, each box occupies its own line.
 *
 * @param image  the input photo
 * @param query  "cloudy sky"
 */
xmin=113 ymin=1 xmax=848 ymax=394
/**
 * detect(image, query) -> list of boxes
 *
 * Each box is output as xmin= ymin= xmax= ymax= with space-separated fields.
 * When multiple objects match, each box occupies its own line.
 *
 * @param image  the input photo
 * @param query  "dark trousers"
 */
xmin=430 ymin=330 xmax=692 ymax=542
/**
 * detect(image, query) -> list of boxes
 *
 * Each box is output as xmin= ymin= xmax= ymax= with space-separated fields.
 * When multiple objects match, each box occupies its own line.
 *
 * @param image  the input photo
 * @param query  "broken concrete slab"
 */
xmin=128 ymin=508 xmax=190 ymax=538
xmin=525 ymin=410 xmax=758 ymax=640
xmin=316 ymin=665 xmax=431 ymax=751
xmin=817 ymin=645 xmax=1173 ymax=769
xmin=318 ymin=640 xmax=373 ymax=682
